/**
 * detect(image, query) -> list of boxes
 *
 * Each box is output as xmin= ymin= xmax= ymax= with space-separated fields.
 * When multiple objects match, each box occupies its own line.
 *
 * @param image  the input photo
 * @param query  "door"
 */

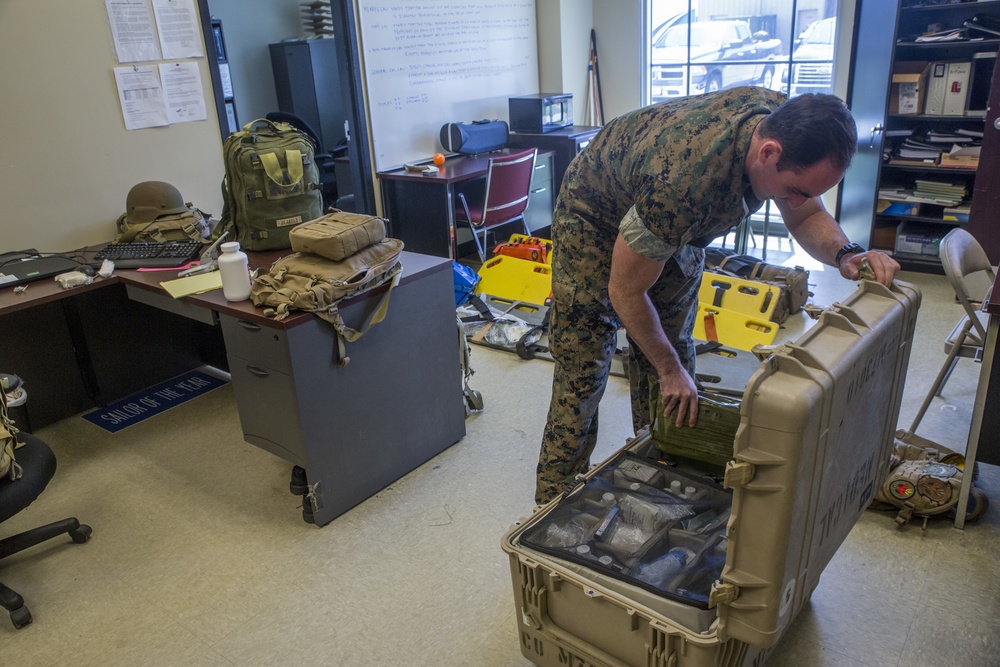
xmin=837 ymin=0 xmax=901 ymax=248
xmin=966 ymin=45 xmax=1000 ymax=263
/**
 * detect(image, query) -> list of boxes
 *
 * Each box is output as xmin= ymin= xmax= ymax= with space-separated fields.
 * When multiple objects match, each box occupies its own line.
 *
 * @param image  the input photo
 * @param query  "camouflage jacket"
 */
xmin=552 ymin=87 xmax=785 ymax=283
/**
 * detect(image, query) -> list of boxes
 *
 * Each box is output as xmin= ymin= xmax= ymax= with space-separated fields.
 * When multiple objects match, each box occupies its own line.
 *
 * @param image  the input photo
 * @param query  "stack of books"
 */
xmin=913 ymin=179 xmax=967 ymax=207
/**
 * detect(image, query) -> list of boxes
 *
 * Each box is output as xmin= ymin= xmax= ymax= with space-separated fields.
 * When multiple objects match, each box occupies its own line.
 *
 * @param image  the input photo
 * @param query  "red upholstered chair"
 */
xmin=455 ymin=148 xmax=538 ymax=262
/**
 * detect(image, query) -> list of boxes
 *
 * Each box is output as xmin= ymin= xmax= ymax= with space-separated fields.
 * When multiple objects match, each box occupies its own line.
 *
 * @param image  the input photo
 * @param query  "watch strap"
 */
xmin=836 ymin=243 xmax=865 ymax=267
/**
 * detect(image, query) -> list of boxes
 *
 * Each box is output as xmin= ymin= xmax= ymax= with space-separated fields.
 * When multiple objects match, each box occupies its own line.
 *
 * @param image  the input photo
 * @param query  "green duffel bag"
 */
xmin=216 ymin=119 xmax=324 ymax=251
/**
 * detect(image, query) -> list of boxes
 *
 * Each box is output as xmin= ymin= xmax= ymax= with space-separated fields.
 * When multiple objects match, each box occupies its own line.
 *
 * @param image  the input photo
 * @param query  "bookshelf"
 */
xmin=841 ymin=0 xmax=1000 ymax=273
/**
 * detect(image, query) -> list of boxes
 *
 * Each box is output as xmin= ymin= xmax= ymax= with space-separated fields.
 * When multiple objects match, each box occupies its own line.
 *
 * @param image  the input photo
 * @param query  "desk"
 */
xmin=377 ymin=150 xmax=554 ymax=258
xmin=958 ymin=274 xmax=1000 ymax=527
xmin=0 ymin=250 xmax=466 ymax=526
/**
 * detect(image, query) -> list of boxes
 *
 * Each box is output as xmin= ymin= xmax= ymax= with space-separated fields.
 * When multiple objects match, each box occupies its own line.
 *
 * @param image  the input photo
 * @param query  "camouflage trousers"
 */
xmin=535 ymin=248 xmax=703 ymax=504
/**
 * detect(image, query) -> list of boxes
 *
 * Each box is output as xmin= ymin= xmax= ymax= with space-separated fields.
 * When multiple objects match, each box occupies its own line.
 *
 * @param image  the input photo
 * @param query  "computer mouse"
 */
xmin=79 ymin=264 xmax=96 ymax=277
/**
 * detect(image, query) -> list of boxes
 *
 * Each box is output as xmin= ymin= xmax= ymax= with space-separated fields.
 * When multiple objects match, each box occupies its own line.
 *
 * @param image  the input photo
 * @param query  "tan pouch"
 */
xmin=289 ymin=210 xmax=387 ymax=261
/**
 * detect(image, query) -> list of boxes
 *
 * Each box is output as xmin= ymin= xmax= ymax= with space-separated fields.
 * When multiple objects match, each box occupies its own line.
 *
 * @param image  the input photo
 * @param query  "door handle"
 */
xmin=869 ymin=123 xmax=884 ymax=149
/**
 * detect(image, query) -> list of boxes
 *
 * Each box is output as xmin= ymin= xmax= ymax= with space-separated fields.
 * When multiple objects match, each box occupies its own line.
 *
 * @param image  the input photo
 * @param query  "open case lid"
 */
xmin=714 ymin=279 xmax=921 ymax=647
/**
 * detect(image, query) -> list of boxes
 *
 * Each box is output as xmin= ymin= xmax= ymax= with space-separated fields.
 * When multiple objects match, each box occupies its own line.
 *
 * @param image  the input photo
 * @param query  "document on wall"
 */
xmin=159 ymin=62 xmax=207 ymax=124
xmin=106 ymin=0 xmax=162 ymax=63
xmin=113 ymin=65 xmax=169 ymax=130
xmin=152 ymin=0 xmax=204 ymax=59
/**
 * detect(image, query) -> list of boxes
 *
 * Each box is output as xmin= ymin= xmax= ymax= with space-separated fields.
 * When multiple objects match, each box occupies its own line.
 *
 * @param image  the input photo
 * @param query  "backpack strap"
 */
xmin=259 ymin=150 xmax=304 ymax=188
xmin=327 ymin=264 xmax=402 ymax=366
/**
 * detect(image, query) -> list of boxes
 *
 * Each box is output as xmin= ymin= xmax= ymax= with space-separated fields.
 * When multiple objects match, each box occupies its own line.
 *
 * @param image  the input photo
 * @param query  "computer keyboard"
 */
xmin=91 ymin=241 xmax=204 ymax=269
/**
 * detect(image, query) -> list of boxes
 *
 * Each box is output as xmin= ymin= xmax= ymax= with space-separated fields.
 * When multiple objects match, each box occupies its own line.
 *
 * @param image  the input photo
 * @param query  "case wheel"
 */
xmin=9 ymin=605 xmax=32 ymax=629
xmin=70 ymin=524 xmax=92 ymax=544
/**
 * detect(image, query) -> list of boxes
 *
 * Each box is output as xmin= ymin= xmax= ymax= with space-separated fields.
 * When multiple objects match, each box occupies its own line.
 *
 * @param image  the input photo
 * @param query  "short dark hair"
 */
xmin=757 ymin=94 xmax=857 ymax=173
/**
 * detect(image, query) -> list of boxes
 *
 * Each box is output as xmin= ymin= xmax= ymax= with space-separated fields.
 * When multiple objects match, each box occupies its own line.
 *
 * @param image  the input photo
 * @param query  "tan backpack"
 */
xmin=870 ymin=429 xmax=988 ymax=527
xmin=1 ymin=381 xmax=23 ymax=482
xmin=250 ymin=239 xmax=403 ymax=366
xmin=115 ymin=208 xmax=212 ymax=244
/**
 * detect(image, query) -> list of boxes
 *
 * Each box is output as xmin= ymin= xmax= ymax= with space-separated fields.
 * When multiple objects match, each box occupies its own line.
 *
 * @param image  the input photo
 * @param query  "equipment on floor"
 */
xmin=705 ymin=248 xmax=811 ymax=321
xmin=504 ymin=278 xmax=922 ymax=666
xmin=869 ymin=429 xmax=989 ymax=527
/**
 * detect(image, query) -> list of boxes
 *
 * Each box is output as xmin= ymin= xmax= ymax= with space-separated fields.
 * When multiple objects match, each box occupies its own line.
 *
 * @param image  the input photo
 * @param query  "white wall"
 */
xmin=0 ymin=1 xmax=226 ymax=252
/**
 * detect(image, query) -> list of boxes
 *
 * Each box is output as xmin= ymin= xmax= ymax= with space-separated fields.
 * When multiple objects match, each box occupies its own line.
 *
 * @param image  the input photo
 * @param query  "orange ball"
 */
xmin=433 ymin=153 xmax=446 ymax=166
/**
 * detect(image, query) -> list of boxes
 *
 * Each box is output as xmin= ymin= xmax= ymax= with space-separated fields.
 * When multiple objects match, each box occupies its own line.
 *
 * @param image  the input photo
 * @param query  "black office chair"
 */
xmin=266 ymin=112 xmax=347 ymax=209
xmin=0 ymin=418 xmax=92 ymax=628
xmin=454 ymin=148 xmax=538 ymax=263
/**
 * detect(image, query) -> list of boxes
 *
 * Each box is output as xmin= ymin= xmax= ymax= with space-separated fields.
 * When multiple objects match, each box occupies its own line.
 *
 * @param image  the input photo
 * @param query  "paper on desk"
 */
xmin=160 ymin=272 xmax=223 ymax=299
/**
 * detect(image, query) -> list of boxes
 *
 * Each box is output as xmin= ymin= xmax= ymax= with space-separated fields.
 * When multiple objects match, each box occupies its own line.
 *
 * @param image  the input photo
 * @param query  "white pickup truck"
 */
xmin=651 ymin=20 xmax=782 ymax=101
xmin=785 ymin=17 xmax=836 ymax=96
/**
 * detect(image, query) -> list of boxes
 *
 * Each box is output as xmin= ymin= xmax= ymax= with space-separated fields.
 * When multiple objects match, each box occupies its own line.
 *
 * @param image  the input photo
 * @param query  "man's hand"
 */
xmin=658 ymin=365 xmax=699 ymax=428
xmin=840 ymin=250 xmax=899 ymax=288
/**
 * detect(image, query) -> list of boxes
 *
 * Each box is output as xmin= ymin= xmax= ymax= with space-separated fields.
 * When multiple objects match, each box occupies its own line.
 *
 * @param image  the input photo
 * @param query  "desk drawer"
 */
xmin=227 ymin=356 xmax=306 ymax=465
xmin=220 ymin=315 xmax=291 ymax=374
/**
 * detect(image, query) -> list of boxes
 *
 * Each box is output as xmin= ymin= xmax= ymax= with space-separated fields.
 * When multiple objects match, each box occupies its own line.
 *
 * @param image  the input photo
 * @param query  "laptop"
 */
xmin=0 ymin=252 xmax=84 ymax=288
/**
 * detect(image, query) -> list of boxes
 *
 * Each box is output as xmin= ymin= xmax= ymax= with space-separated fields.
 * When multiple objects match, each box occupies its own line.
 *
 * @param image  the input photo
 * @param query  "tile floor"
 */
xmin=2 ymin=253 xmax=998 ymax=667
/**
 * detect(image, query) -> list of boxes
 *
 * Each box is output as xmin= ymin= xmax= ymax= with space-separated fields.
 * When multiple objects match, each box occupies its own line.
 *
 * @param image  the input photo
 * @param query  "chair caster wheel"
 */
xmin=289 ymin=466 xmax=308 ymax=496
xmin=70 ymin=524 xmax=92 ymax=544
xmin=302 ymin=505 xmax=315 ymax=524
xmin=9 ymin=605 xmax=32 ymax=629
xmin=464 ymin=389 xmax=484 ymax=412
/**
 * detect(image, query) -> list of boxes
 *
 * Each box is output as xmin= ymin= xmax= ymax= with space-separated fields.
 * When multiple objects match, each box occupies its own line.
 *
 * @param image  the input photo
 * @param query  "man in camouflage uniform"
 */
xmin=535 ymin=87 xmax=900 ymax=504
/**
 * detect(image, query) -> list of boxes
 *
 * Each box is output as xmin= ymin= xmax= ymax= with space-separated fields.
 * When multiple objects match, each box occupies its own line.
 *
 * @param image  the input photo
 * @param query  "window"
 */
xmin=646 ymin=0 xmax=842 ymax=260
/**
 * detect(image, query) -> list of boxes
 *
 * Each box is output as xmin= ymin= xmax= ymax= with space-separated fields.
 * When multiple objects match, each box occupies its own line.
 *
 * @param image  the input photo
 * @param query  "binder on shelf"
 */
xmin=924 ymin=62 xmax=949 ymax=115
xmin=966 ymin=52 xmax=997 ymax=117
xmin=943 ymin=61 xmax=972 ymax=116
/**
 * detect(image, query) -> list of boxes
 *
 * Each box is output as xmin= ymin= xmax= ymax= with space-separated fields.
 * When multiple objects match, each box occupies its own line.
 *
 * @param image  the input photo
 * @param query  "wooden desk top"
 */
xmin=376 ymin=149 xmax=553 ymax=185
xmin=0 ymin=247 xmax=451 ymax=329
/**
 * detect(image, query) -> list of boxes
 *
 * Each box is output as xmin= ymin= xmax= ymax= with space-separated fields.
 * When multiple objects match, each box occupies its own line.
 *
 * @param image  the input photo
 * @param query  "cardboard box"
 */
xmin=890 ymin=62 xmax=930 ymax=115
xmin=895 ymin=222 xmax=944 ymax=257
xmin=504 ymin=281 xmax=921 ymax=665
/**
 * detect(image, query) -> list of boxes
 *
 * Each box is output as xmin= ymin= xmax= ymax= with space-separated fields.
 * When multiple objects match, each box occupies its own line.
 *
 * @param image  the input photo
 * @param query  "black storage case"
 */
xmin=509 ymin=93 xmax=573 ymax=133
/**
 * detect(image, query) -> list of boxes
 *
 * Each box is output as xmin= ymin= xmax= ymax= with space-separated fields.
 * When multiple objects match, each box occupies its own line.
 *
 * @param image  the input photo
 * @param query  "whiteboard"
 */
xmin=358 ymin=0 xmax=539 ymax=172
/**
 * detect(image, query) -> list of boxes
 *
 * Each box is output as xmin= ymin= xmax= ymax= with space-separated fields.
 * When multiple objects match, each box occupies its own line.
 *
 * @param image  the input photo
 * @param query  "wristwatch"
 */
xmin=835 ymin=242 xmax=865 ymax=267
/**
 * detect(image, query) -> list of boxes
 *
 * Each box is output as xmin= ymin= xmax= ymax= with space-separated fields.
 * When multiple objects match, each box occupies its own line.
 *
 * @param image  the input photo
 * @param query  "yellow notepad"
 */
xmin=160 ymin=272 xmax=223 ymax=299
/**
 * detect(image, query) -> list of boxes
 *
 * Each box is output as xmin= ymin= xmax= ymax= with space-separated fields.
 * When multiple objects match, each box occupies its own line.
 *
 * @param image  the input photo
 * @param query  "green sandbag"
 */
xmin=650 ymin=388 xmax=741 ymax=467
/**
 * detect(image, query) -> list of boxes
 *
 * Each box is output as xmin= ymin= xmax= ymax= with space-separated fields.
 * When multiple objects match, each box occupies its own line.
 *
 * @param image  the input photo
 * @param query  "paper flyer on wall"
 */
xmin=159 ymin=62 xmax=207 ymax=124
xmin=106 ymin=0 xmax=162 ymax=63
xmin=151 ymin=0 xmax=204 ymax=59
xmin=114 ymin=65 xmax=169 ymax=130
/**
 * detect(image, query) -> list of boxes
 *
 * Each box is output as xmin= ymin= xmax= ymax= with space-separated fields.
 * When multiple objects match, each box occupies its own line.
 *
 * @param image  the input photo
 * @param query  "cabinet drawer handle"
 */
xmin=534 ymin=164 xmax=547 ymax=170
xmin=531 ymin=187 xmax=547 ymax=194
xmin=237 ymin=320 xmax=262 ymax=332
xmin=246 ymin=365 xmax=270 ymax=377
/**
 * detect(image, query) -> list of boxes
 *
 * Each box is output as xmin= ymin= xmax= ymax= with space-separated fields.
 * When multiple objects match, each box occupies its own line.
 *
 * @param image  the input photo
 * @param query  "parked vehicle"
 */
xmin=785 ymin=17 xmax=836 ymax=96
xmin=651 ymin=20 xmax=782 ymax=101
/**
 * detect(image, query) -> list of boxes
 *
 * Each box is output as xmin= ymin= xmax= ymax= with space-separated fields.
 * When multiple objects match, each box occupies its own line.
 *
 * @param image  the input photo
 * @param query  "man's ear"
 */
xmin=758 ymin=139 xmax=783 ymax=167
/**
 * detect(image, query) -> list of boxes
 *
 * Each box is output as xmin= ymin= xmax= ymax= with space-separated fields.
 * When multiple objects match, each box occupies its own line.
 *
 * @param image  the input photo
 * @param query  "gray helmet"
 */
xmin=126 ymin=181 xmax=189 ymax=223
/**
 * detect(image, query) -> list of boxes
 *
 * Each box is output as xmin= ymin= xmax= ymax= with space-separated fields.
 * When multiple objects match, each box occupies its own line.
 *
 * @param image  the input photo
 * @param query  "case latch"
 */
xmin=709 ymin=581 xmax=740 ymax=608
xmin=723 ymin=461 xmax=755 ymax=488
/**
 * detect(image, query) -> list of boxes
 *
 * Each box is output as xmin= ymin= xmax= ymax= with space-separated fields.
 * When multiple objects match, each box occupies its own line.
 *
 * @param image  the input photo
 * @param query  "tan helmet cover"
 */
xmin=125 ymin=181 xmax=189 ymax=224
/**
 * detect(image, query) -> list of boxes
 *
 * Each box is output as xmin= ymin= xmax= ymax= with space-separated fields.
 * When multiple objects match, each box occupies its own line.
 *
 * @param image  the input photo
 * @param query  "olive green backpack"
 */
xmin=215 ymin=119 xmax=324 ymax=251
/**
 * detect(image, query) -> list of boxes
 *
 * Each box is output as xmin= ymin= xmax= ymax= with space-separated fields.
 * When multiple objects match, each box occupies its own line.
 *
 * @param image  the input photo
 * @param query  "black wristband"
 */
xmin=835 ymin=242 xmax=865 ymax=267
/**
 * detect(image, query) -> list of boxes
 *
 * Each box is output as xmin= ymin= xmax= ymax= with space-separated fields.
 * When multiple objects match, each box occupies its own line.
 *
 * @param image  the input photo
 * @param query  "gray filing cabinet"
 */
xmin=220 ymin=253 xmax=466 ymax=526
xmin=525 ymin=151 xmax=554 ymax=235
